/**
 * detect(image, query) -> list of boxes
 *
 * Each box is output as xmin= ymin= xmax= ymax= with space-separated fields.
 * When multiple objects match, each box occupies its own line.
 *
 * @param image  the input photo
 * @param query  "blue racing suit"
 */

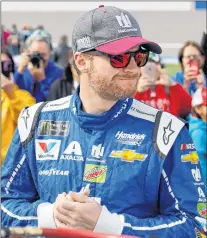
xmin=1 ymin=89 xmax=206 ymax=237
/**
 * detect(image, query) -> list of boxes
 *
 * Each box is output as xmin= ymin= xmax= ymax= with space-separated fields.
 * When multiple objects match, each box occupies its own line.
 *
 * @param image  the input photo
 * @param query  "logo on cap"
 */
xmin=116 ymin=12 xmax=132 ymax=28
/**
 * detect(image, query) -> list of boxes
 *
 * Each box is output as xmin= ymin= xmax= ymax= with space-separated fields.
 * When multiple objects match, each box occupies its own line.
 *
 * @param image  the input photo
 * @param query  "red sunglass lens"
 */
xmin=111 ymin=54 xmax=130 ymax=68
xmin=135 ymin=52 xmax=148 ymax=67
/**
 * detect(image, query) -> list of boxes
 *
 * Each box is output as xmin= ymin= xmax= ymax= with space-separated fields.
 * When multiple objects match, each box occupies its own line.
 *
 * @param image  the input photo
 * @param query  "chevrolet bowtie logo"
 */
xmin=181 ymin=151 xmax=199 ymax=164
xmin=110 ymin=150 xmax=147 ymax=162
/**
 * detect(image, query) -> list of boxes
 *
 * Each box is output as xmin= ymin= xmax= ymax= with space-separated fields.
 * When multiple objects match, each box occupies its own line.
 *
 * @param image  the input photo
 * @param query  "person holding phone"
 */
xmin=134 ymin=52 xmax=192 ymax=118
xmin=173 ymin=41 xmax=207 ymax=95
xmin=1 ymin=49 xmax=35 ymax=164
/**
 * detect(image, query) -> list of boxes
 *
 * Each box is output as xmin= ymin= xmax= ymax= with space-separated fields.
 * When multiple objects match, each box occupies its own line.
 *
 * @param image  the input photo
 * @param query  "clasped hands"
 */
xmin=53 ymin=185 xmax=102 ymax=231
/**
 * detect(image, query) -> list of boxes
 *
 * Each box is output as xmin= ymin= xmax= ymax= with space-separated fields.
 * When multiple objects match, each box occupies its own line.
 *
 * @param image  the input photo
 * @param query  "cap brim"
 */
xmin=96 ymin=36 xmax=162 ymax=55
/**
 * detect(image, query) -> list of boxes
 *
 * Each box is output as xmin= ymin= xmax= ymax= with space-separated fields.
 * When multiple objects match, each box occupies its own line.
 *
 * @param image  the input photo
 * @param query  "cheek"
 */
xmin=182 ymin=58 xmax=189 ymax=67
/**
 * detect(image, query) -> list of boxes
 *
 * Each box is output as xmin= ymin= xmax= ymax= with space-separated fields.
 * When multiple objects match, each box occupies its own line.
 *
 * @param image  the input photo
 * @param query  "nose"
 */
xmin=123 ymin=57 xmax=139 ymax=73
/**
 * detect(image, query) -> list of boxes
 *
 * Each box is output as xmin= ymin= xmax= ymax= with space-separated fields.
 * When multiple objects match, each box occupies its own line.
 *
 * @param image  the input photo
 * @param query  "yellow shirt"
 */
xmin=1 ymin=85 xmax=35 ymax=164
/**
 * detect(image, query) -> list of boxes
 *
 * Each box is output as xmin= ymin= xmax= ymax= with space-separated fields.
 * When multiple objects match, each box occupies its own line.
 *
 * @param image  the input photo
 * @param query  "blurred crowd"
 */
xmin=1 ymin=24 xmax=207 ymax=183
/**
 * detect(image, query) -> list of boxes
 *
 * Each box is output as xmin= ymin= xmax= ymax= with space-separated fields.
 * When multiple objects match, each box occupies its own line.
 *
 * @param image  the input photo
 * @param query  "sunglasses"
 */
xmin=86 ymin=48 xmax=150 ymax=68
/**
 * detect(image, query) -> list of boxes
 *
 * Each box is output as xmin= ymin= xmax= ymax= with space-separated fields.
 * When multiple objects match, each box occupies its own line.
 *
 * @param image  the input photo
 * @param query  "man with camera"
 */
xmin=14 ymin=30 xmax=64 ymax=102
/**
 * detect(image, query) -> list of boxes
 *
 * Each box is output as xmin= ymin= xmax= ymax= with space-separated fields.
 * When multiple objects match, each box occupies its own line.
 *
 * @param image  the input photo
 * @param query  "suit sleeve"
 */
xmin=94 ymin=126 xmax=206 ymax=238
xmin=1 ymin=103 xmax=54 ymax=227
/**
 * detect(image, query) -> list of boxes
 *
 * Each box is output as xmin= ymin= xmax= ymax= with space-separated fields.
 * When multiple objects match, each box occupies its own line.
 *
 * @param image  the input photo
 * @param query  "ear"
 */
xmin=74 ymin=53 xmax=89 ymax=74
xmin=194 ymin=105 xmax=202 ymax=115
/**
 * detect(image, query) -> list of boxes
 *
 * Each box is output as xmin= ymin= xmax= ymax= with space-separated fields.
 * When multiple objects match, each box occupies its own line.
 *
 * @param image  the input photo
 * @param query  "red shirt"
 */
xmin=134 ymin=84 xmax=192 ymax=117
xmin=2 ymin=30 xmax=10 ymax=47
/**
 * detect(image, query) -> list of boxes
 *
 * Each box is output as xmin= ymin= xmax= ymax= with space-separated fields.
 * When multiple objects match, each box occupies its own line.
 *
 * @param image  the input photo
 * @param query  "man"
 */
xmin=14 ymin=29 xmax=64 ymax=102
xmin=1 ymin=5 xmax=206 ymax=238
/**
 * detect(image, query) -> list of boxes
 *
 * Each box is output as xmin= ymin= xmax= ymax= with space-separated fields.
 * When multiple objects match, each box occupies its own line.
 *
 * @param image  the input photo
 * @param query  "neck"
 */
xmin=79 ymin=81 xmax=117 ymax=114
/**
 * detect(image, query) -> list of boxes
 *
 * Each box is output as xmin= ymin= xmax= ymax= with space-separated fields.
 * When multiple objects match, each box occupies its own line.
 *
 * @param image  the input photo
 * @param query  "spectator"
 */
xmin=54 ymin=35 xmax=72 ymax=69
xmin=7 ymin=24 xmax=20 ymax=56
xmin=1 ymin=5 xmax=205 ymax=238
xmin=134 ymin=52 xmax=192 ymax=118
xmin=19 ymin=24 xmax=32 ymax=51
xmin=1 ymin=50 xmax=35 ymax=164
xmin=14 ymin=29 xmax=64 ymax=102
xmin=1 ymin=25 xmax=10 ymax=49
xmin=47 ymin=59 xmax=79 ymax=100
xmin=173 ymin=41 xmax=207 ymax=95
xmin=189 ymin=88 xmax=207 ymax=184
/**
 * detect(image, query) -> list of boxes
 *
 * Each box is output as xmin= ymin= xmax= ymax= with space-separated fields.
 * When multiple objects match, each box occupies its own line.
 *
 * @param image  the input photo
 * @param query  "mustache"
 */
xmin=114 ymin=73 xmax=140 ymax=80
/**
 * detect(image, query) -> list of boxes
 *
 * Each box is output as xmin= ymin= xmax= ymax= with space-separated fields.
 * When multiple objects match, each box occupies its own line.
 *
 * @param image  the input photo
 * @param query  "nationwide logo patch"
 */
xmin=36 ymin=139 xmax=61 ymax=161
xmin=181 ymin=151 xmax=199 ymax=164
xmin=83 ymin=164 xmax=107 ymax=183
xmin=110 ymin=149 xmax=147 ymax=162
xmin=38 ymin=120 xmax=70 ymax=137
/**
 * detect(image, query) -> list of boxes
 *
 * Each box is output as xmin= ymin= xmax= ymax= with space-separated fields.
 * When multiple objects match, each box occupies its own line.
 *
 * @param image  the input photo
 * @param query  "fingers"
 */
xmin=55 ymin=210 xmax=71 ymax=225
xmin=55 ymin=219 xmax=68 ymax=229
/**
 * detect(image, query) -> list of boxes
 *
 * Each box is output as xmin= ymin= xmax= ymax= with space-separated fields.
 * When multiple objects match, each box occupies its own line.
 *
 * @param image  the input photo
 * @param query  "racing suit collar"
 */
xmin=70 ymin=87 xmax=132 ymax=130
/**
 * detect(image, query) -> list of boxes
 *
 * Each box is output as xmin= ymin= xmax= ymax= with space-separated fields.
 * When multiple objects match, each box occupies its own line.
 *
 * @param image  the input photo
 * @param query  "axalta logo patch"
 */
xmin=110 ymin=149 xmax=147 ymax=162
xmin=181 ymin=151 xmax=199 ymax=164
xmin=60 ymin=141 xmax=84 ymax=161
xmin=83 ymin=164 xmax=107 ymax=183
xmin=180 ymin=143 xmax=195 ymax=150
xmin=115 ymin=131 xmax=146 ymax=146
xmin=36 ymin=139 xmax=61 ymax=161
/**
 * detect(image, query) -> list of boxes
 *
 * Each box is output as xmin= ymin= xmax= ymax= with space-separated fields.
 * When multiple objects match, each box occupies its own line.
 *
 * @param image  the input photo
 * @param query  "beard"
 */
xmin=88 ymin=59 xmax=139 ymax=101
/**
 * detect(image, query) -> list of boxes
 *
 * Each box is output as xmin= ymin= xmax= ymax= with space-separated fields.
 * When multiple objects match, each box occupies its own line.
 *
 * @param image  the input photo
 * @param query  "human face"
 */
xmin=182 ymin=45 xmax=204 ymax=69
xmin=85 ymin=47 xmax=142 ymax=101
xmin=28 ymin=41 xmax=50 ymax=66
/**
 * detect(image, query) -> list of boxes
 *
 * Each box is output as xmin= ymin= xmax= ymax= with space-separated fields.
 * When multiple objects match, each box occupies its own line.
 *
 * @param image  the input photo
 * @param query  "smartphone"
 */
xmin=189 ymin=59 xmax=199 ymax=75
xmin=143 ymin=62 xmax=159 ymax=81
xmin=1 ymin=60 xmax=13 ymax=78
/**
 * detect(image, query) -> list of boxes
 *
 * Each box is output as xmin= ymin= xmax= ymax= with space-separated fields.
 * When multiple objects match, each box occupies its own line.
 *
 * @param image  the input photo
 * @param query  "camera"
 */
xmin=28 ymin=52 xmax=44 ymax=68
xmin=1 ymin=59 xmax=13 ymax=78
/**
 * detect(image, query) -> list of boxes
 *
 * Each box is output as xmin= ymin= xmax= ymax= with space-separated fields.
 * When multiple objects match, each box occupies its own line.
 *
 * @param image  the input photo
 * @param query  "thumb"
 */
xmin=69 ymin=192 xmax=88 ymax=203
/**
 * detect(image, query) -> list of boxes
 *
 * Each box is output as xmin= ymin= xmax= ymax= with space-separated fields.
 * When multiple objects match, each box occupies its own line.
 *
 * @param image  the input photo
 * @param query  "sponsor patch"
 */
xmin=192 ymin=167 xmax=204 ymax=186
xmin=181 ymin=151 xmax=199 ymax=164
xmin=83 ymin=164 xmax=107 ymax=183
xmin=197 ymin=203 xmax=207 ymax=219
xmin=38 ymin=120 xmax=70 ymax=136
xmin=110 ymin=149 xmax=147 ymax=162
xmin=198 ymin=187 xmax=207 ymax=203
xmin=60 ymin=141 xmax=84 ymax=161
xmin=115 ymin=131 xmax=146 ymax=146
xmin=180 ymin=143 xmax=195 ymax=150
xmin=39 ymin=168 xmax=69 ymax=176
xmin=36 ymin=139 xmax=61 ymax=160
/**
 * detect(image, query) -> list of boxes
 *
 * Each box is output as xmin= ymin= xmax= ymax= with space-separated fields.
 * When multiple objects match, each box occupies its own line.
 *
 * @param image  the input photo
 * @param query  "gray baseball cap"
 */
xmin=72 ymin=5 xmax=162 ymax=55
